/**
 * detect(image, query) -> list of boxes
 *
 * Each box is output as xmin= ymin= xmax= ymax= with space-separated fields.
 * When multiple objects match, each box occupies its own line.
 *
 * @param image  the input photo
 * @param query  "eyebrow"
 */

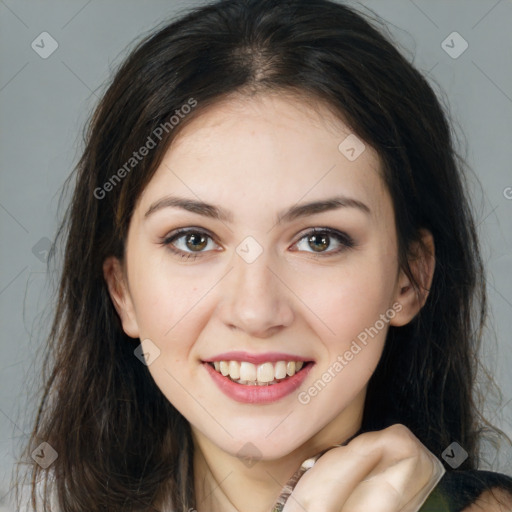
xmin=144 ymin=194 xmax=371 ymax=224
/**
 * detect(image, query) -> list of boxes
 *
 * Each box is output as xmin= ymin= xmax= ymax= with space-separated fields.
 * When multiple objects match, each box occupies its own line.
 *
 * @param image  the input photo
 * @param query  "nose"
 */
xmin=216 ymin=249 xmax=295 ymax=338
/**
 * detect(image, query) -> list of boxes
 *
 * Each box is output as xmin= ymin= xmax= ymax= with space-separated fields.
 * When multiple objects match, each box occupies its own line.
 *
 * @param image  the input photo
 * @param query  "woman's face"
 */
xmin=106 ymin=93 xmax=420 ymax=460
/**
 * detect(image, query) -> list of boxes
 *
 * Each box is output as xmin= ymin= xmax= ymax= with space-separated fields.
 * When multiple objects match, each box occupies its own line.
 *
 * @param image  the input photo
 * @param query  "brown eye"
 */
xmin=184 ymin=232 xmax=208 ymax=251
xmin=293 ymin=228 xmax=355 ymax=256
xmin=163 ymin=228 xmax=218 ymax=259
xmin=307 ymin=232 xmax=330 ymax=252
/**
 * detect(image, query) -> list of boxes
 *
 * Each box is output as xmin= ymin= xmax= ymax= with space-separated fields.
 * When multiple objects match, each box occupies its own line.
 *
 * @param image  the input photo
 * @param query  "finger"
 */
xmin=281 ymin=425 xmax=442 ymax=512
xmin=281 ymin=445 xmax=381 ymax=512
xmin=341 ymin=451 xmax=446 ymax=512
xmin=281 ymin=426 xmax=408 ymax=512
xmin=399 ymin=454 xmax=445 ymax=512
xmin=287 ymin=425 xmax=416 ymax=504
xmin=341 ymin=479 xmax=402 ymax=512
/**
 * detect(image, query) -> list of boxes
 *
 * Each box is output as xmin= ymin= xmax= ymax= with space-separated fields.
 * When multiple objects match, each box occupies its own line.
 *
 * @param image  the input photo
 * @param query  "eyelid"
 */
xmin=162 ymin=227 xmax=221 ymax=259
xmin=161 ymin=226 xmax=355 ymax=258
xmin=163 ymin=226 xmax=218 ymax=244
xmin=290 ymin=227 xmax=355 ymax=254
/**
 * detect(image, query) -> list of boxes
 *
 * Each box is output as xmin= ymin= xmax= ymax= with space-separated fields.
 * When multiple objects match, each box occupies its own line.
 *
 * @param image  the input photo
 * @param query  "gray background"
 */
xmin=1 ymin=0 xmax=511 ymax=509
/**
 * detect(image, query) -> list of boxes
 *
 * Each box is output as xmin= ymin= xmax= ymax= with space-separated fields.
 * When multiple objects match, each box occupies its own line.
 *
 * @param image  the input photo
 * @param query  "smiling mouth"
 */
xmin=206 ymin=360 xmax=313 ymax=386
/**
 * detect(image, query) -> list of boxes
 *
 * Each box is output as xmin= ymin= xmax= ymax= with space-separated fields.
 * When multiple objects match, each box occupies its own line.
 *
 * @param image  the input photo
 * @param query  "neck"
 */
xmin=192 ymin=395 xmax=365 ymax=512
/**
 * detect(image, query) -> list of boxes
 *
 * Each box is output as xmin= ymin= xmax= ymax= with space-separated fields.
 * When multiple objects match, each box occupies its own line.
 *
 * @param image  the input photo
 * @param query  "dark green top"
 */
xmin=420 ymin=470 xmax=512 ymax=511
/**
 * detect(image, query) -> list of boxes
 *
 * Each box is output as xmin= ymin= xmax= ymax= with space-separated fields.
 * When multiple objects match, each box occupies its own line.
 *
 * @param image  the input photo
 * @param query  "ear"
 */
xmin=390 ymin=229 xmax=435 ymax=327
xmin=103 ymin=256 xmax=140 ymax=338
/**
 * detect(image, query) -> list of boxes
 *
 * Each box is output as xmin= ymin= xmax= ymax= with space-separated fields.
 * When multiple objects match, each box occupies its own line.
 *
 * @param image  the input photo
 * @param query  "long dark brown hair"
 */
xmin=13 ymin=0 xmax=510 ymax=510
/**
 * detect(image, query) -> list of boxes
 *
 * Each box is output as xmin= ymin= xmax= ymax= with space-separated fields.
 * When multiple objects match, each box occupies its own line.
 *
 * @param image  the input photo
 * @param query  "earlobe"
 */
xmin=102 ymin=256 xmax=140 ymax=338
xmin=390 ymin=229 xmax=435 ymax=327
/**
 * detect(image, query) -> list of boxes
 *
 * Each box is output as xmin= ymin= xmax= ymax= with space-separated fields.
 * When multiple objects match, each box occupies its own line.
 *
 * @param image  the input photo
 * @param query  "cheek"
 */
xmin=127 ymin=256 xmax=212 ymax=410
xmin=294 ymin=249 xmax=397 ymax=346
xmin=296 ymin=268 xmax=394 ymax=414
xmin=128 ymin=242 xmax=212 ymax=341
xmin=292 ymin=248 xmax=397 ymax=409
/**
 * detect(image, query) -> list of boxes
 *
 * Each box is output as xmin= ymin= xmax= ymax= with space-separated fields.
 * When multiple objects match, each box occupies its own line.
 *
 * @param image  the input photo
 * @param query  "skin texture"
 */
xmin=104 ymin=93 xmax=443 ymax=511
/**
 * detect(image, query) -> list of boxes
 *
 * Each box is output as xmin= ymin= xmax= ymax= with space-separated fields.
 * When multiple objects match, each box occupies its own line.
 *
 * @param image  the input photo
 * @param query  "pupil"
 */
xmin=309 ymin=233 xmax=329 ymax=252
xmin=186 ymin=233 xmax=207 ymax=251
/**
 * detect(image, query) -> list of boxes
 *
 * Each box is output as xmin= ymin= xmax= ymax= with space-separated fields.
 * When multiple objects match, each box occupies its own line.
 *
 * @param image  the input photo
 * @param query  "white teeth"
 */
xmin=239 ymin=362 xmax=257 ymax=381
xmin=257 ymin=362 xmax=275 ymax=383
xmin=228 ymin=360 xmax=240 ymax=380
xmin=274 ymin=361 xmax=287 ymax=379
xmin=219 ymin=361 xmax=229 ymax=376
xmin=210 ymin=359 xmax=307 ymax=384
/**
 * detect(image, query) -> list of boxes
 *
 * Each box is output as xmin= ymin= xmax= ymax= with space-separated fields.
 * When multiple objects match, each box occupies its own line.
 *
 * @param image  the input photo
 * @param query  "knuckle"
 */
xmin=384 ymin=424 xmax=418 ymax=451
xmin=385 ymin=423 xmax=412 ymax=438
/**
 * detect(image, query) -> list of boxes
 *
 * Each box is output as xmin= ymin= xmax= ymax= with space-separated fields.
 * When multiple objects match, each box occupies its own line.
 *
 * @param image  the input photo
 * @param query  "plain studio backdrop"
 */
xmin=0 ymin=0 xmax=511 ymax=510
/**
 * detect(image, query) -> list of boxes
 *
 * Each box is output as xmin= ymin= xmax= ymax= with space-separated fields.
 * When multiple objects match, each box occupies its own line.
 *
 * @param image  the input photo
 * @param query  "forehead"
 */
xmin=138 ymin=92 xmax=390 ymax=224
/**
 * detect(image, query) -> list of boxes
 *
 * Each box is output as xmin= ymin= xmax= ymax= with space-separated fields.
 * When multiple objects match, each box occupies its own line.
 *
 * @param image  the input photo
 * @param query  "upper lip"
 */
xmin=203 ymin=351 xmax=313 ymax=364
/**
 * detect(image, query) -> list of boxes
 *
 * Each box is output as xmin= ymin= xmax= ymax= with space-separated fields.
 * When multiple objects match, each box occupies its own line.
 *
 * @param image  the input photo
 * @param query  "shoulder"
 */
xmin=420 ymin=469 xmax=512 ymax=512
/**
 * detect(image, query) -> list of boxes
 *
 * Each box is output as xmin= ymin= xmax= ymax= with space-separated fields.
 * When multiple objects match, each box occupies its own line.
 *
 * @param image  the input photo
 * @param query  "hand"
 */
xmin=280 ymin=424 xmax=445 ymax=512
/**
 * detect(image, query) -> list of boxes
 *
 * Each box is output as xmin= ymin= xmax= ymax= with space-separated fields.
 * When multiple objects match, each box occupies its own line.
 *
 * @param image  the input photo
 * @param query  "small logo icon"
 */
xmin=32 ymin=237 xmax=52 ymax=263
xmin=237 ymin=442 xmax=262 ymax=468
xmin=338 ymin=134 xmax=366 ymax=161
xmin=442 ymin=442 xmax=468 ymax=469
xmin=503 ymin=187 xmax=512 ymax=200
xmin=441 ymin=32 xmax=468 ymax=59
xmin=31 ymin=32 xmax=59 ymax=59
xmin=134 ymin=338 xmax=161 ymax=366
xmin=31 ymin=442 xmax=58 ymax=468
xmin=236 ymin=236 xmax=263 ymax=264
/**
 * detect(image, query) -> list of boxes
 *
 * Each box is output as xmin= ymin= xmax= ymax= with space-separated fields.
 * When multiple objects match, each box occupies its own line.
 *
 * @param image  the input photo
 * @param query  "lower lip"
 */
xmin=203 ymin=361 xmax=314 ymax=404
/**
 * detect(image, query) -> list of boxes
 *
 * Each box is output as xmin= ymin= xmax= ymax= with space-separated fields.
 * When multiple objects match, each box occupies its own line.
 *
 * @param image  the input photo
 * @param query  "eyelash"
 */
xmin=161 ymin=227 xmax=355 ymax=261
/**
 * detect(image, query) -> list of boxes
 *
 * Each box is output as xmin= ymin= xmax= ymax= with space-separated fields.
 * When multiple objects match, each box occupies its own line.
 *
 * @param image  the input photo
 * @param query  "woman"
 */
xmin=15 ymin=0 xmax=512 ymax=510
